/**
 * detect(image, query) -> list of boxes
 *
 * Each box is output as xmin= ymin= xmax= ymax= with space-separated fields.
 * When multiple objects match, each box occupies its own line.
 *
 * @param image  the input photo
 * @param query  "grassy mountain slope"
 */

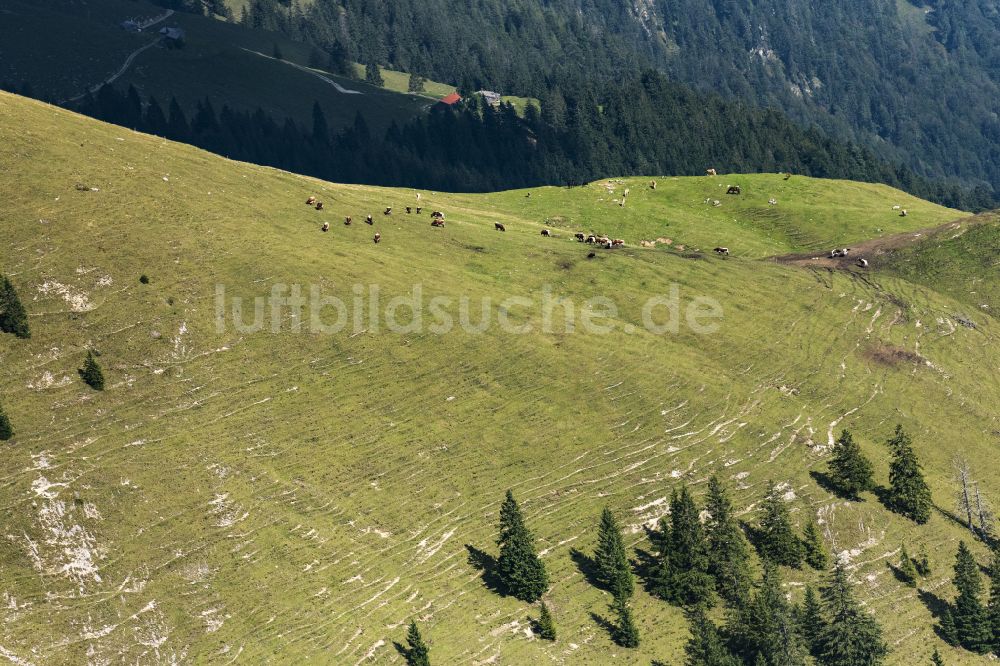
xmin=879 ymin=212 xmax=1000 ymax=316
xmin=1 ymin=92 xmax=998 ymax=665
xmin=0 ymin=0 xmax=434 ymax=132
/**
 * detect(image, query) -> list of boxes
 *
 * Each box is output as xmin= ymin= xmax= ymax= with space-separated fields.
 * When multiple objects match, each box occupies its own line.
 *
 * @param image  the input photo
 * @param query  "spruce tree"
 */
xmin=365 ymin=61 xmax=385 ymax=87
xmin=404 ymin=620 xmax=430 ymax=666
xmin=0 ymin=275 xmax=30 ymax=339
xmin=757 ymin=482 xmax=805 ymax=568
xmin=685 ymin=606 xmax=741 ymax=666
xmin=408 ymin=72 xmax=426 ymax=93
xmin=594 ymin=507 xmax=634 ymax=600
xmin=939 ymin=607 xmax=959 ymax=646
xmin=536 ymin=602 xmax=556 ymax=640
xmin=815 ymin=564 xmax=889 ymax=666
xmin=705 ymin=476 xmax=753 ymax=605
xmin=0 ymin=402 xmax=13 ymax=441
xmin=828 ymin=429 xmax=875 ymax=499
xmin=655 ymin=486 xmax=714 ymax=606
xmin=931 ymin=647 xmax=944 ymax=666
xmin=611 ymin=595 xmax=640 ymax=648
xmin=496 ymin=490 xmax=548 ymax=602
xmin=79 ymin=350 xmax=105 ymax=391
xmin=312 ymin=101 xmax=330 ymax=144
xmin=729 ymin=562 xmax=807 ymax=665
xmin=916 ymin=545 xmax=932 ymax=577
xmin=798 ymin=585 xmax=825 ymax=653
xmin=898 ymin=545 xmax=919 ymax=587
xmin=988 ymin=548 xmax=1000 ymax=655
xmin=886 ymin=425 xmax=933 ymax=524
xmin=802 ymin=520 xmax=828 ymax=571
xmin=952 ymin=541 xmax=991 ymax=653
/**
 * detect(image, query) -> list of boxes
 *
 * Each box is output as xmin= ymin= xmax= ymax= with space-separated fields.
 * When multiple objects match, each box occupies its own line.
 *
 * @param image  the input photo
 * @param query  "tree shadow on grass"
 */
xmin=465 ymin=544 xmax=503 ymax=595
xmin=935 ymin=504 xmax=972 ymax=531
xmin=392 ymin=642 xmax=408 ymax=660
xmin=809 ymin=470 xmax=862 ymax=501
xmin=885 ymin=561 xmax=917 ymax=587
xmin=933 ymin=505 xmax=998 ymax=550
xmin=569 ymin=547 xmax=604 ymax=590
xmin=917 ymin=588 xmax=959 ymax=645
xmin=633 ymin=545 xmax=661 ymax=597
xmin=589 ymin=610 xmax=618 ymax=644
xmin=740 ymin=519 xmax=766 ymax=556
xmin=917 ymin=588 xmax=950 ymax=620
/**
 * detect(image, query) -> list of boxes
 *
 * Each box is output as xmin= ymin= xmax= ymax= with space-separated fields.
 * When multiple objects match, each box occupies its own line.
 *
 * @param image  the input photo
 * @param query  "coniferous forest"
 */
xmin=157 ymin=0 xmax=1000 ymax=201
xmin=56 ymin=75 xmax=994 ymax=211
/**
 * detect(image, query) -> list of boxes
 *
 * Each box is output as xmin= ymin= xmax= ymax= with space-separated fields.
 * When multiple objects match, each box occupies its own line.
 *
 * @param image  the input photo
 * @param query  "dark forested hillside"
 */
xmin=66 ymin=72 xmax=993 ymax=211
xmin=223 ymin=0 xmax=1000 ymax=196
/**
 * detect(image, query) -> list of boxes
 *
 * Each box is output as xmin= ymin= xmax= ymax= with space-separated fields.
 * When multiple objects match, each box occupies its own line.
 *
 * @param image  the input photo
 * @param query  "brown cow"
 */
xmin=706 ymin=168 xmax=717 ymax=176
xmin=495 ymin=222 xmax=506 ymax=232
xmin=374 ymin=232 xmax=382 ymax=244
xmin=431 ymin=219 xmax=445 ymax=228
xmin=650 ymin=180 xmax=657 ymax=190
xmin=611 ymin=239 xmax=625 ymax=247
xmin=306 ymin=196 xmax=317 ymax=205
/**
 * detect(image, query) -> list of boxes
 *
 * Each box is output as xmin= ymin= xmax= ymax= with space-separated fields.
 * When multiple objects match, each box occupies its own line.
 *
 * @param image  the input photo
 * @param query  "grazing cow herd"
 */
xmin=299 ymin=172 xmax=897 ymax=271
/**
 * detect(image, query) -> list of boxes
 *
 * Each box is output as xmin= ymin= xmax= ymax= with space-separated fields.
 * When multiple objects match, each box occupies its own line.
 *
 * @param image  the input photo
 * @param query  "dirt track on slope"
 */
xmin=770 ymin=216 xmax=984 ymax=270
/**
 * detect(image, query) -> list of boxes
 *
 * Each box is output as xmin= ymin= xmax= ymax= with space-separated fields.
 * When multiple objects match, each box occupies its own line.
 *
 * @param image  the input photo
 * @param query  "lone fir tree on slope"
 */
xmin=79 ymin=350 xmax=105 ymax=391
xmin=403 ymin=620 xmax=430 ymax=666
xmin=536 ymin=601 xmax=556 ymax=640
xmin=828 ymin=429 xmax=875 ymax=499
xmin=886 ymin=425 xmax=932 ymax=524
xmin=0 ymin=275 xmax=30 ymax=339
xmin=594 ymin=506 xmax=634 ymax=600
xmin=898 ymin=544 xmax=919 ymax=587
xmin=952 ymin=541 xmax=991 ymax=653
xmin=496 ymin=490 xmax=548 ymax=602
xmin=0 ymin=402 xmax=13 ymax=441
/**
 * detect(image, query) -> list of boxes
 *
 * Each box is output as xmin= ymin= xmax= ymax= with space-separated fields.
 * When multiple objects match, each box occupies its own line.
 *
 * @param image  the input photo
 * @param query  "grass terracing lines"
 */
xmin=1 ymin=92 xmax=998 ymax=664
